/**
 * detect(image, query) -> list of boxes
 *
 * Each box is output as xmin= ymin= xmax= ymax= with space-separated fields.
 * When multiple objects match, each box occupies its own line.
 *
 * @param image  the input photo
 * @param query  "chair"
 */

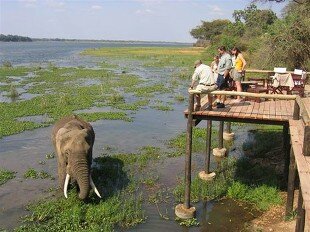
xmin=245 ymin=77 xmax=268 ymax=102
xmin=288 ymin=73 xmax=306 ymax=97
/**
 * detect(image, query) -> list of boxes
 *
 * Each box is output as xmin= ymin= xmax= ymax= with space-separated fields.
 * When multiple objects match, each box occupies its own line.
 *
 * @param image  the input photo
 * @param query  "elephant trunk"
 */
xmin=72 ymin=159 xmax=90 ymax=200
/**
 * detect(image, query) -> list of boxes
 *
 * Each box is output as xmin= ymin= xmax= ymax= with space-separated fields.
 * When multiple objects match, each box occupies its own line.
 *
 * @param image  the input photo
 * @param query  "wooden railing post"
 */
xmin=184 ymin=93 xmax=194 ymax=209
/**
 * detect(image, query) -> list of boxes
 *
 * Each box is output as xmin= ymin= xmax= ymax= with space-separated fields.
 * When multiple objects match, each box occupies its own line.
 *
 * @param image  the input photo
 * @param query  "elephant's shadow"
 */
xmin=89 ymin=156 xmax=130 ymax=202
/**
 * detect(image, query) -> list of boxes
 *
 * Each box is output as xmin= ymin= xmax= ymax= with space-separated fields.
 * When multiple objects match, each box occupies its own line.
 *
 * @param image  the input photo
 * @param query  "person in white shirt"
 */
xmin=190 ymin=60 xmax=217 ymax=111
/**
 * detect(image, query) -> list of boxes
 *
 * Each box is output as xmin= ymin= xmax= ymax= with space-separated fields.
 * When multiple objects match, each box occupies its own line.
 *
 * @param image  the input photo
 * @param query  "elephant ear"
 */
xmin=80 ymin=128 xmax=93 ymax=146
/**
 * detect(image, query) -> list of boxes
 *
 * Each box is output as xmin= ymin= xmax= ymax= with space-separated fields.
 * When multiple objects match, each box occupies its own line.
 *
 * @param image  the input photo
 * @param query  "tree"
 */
xmin=190 ymin=19 xmax=231 ymax=42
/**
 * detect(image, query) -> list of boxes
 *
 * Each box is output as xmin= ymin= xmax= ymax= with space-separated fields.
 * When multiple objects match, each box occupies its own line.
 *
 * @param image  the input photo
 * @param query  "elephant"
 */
xmin=51 ymin=115 xmax=101 ymax=199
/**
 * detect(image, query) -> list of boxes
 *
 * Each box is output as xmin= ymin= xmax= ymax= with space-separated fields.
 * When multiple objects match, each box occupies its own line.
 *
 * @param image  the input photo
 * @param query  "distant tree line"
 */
xmin=191 ymin=1 xmax=310 ymax=71
xmin=0 ymin=34 xmax=32 ymax=42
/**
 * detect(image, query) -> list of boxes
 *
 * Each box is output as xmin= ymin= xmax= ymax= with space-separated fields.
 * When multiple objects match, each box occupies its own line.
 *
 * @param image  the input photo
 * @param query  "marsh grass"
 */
xmin=6 ymin=84 xmax=19 ymax=99
xmin=0 ymin=169 xmax=16 ymax=185
xmin=81 ymin=47 xmax=204 ymax=68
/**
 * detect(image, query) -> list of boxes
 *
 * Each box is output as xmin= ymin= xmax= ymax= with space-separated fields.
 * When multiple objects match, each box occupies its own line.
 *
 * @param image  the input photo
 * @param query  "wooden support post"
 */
xmin=184 ymin=93 xmax=194 ymax=209
xmin=283 ymin=125 xmax=290 ymax=182
xmin=205 ymin=120 xmax=212 ymax=174
xmin=303 ymin=125 xmax=310 ymax=156
xmin=286 ymin=147 xmax=297 ymax=217
xmin=225 ymin=122 xmax=231 ymax=134
xmin=219 ymin=121 xmax=224 ymax=149
xmin=295 ymin=186 xmax=305 ymax=232
xmin=293 ymin=100 xmax=300 ymax=120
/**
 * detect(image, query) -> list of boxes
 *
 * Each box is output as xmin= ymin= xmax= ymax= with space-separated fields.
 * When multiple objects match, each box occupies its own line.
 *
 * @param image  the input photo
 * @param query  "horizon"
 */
xmin=1 ymin=0 xmax=288 ymax=43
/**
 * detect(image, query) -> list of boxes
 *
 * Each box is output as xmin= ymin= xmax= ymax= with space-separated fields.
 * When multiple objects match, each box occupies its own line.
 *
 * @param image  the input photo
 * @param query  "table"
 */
xmin=269 ymin=73 xmax=294 ymax=94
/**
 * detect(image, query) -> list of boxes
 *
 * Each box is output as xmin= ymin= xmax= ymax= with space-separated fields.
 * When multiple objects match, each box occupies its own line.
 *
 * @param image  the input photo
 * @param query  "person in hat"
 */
xmin=190 ymin=59 xmax=217 ymax=111
xmin=215 ymin=46 xmax=232 ymax=108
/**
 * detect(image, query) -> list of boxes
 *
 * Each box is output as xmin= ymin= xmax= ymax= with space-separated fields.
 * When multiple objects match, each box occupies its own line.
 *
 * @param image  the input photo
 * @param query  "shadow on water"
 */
xmin=91 ymin=156 xmax=130 ymax=201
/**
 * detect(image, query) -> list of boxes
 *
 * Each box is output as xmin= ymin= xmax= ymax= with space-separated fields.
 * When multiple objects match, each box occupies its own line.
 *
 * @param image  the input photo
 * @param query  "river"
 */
xmin=0 ymin=41 xmax=254 ymax=231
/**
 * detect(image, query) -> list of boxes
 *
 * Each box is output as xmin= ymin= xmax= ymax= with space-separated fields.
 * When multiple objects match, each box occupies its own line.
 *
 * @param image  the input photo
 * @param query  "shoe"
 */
xmin=205 ymin=105 xmax=212 ymax=111
xmin=204 ymin=103 xmax=212 ymax=111
xmin=194 ymin=105 xmax=201 ymax=111
xmin=216 ymin=103 xmax=225 ymax=108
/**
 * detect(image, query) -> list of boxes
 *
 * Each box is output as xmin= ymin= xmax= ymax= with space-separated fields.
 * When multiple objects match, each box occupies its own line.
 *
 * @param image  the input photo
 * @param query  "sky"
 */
xmin=0 ymin=0 xmax=288 ymax=43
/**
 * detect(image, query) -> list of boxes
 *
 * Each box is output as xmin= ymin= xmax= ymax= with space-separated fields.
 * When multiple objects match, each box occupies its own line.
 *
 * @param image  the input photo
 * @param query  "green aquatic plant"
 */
xmin=151 ymin=104 xmax=173 ymax=111
xmin=0 ymin=169 xmax=16 ymax=185
xmin=23 ymin=168 xmax=52 ymax=179
xmin=176 ymin=217 xmax=200 ymax=227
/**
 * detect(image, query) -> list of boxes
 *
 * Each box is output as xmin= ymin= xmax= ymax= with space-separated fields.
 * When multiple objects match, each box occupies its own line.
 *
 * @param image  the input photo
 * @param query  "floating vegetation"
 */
xmin=0 ymin=169 xmax=16 ymax=185
xmin=23 ymin=168 xmax=53 ymax=179
xmin=151 ymin=104 xmax=173 ymax=111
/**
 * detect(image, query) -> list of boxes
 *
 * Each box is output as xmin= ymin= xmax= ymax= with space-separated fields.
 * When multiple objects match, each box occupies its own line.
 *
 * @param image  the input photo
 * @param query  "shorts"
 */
xmin=216 ymin=74 xmax=229 ymax=90
xmin=195 ymin=84 xmax=217 ymax=93
xmin=231 ymin=69 xmax=242 ymax=82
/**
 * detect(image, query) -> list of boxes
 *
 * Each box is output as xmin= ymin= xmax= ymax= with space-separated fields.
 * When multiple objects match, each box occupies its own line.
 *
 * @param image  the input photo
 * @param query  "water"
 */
xmin=0 ymin=41 xmax=255 ymax=231
xmin=0 ymin=41 xmax=190 ymax=67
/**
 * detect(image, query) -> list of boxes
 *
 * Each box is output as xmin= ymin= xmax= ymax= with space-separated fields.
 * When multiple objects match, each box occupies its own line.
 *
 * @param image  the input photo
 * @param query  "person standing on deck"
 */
xmin=231 ymin=46 xmax=246 ymax=103
xmin=190 ymin=60 xmax=217 ymax=111
xmin=211 ymin=55 xmax=219 ymax=83
xmin=216 ymin=46 xmax=232 ymax=108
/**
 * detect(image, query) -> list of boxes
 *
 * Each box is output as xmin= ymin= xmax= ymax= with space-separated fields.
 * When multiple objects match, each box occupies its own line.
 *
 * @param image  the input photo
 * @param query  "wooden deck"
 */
xmin=182 ymin=93 xmax=310 ymax=230
xmin=185 ymin=97 xmax=294 ymax=125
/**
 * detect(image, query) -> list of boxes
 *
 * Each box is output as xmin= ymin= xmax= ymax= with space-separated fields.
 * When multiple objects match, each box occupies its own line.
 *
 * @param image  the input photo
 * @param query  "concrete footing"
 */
xmin=223 ymin=132 xmax=234 ymax=141
xmin=198 ymin=171 xmax=216 ymax=181
xmin=175 ymin=203 xmax=196 ymax=219
xmin=213 ymin=148 xmax=227 ymax=157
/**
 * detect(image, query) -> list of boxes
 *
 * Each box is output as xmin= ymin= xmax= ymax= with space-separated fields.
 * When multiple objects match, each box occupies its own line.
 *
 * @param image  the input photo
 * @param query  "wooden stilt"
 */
xmin=184 ymin=93 xmax=194 ymax=209
xmin=205 ymin=120 xmax=212 ymax=174
xmin=283 ymin=125 xmax=290 ymax=182
xmin=219 ymin=121 xmax=224 ymax=149
xmin=286 ymin=147 xmax=297 ymax=217
xmin=225 ymin=122 xmax=231 ymax=134
xmin=295 ymin=186 xmax=305 ymax=232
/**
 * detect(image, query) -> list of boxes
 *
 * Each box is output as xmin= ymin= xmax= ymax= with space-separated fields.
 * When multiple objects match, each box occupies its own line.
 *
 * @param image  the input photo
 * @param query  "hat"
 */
xmin=194 ymin=59 xmax=202 ymax=68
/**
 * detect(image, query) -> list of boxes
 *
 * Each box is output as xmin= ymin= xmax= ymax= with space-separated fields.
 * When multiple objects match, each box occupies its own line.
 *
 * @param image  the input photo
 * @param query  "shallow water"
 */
xmin=0 ymin=42 xmax=256 ymax=231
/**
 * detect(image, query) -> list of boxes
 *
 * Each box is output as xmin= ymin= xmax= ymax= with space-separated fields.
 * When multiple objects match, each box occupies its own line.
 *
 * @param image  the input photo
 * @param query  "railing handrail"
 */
xmin=188 ymin=89 xmax=297 ymax=100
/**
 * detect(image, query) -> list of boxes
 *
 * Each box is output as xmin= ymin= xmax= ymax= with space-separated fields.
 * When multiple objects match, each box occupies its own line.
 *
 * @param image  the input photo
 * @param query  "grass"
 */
xmin=23 ymin=168 xmax=53 ymax=179
xmin=0 ymin=169 xmax=16 ymax=185
xmin=81 ymin=47 xmax=205 ymax=68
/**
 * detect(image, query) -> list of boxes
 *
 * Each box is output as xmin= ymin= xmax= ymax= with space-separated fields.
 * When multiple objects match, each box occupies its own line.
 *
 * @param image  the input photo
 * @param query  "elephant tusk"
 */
xmin=64 ymin=173 xmax=70 ymax=198
xmin=90 ymin=176 xmax=101 ymax=198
